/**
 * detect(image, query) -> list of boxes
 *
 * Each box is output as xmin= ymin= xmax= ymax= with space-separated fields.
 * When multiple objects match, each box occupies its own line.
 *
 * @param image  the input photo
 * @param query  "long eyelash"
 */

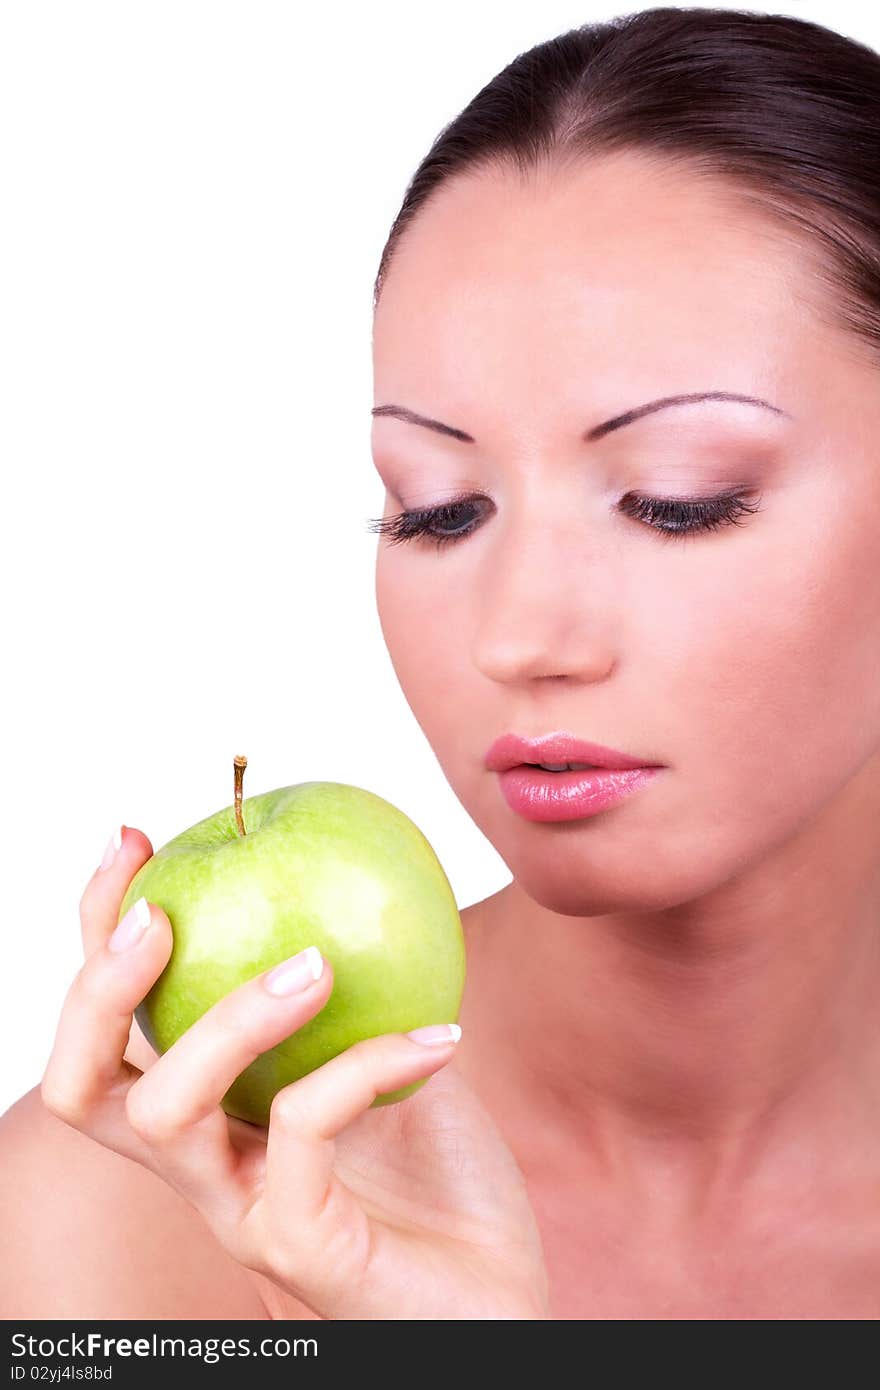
xmin=365 ymin=495 xmax=484 ymax=551
xmin=364 ymin=488 xmax=762 ymax=551
xmin=620 ymin=488 xmax=763 ymax=544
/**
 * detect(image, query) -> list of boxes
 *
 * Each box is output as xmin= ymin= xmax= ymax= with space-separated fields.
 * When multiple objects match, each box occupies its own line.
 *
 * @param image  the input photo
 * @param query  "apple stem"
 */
xmin=233 ymin=754 xmax=247 ymax=836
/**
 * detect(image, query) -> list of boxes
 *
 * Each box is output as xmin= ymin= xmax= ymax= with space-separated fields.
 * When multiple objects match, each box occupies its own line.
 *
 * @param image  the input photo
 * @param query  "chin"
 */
xmin=513 ymin=874 xmax=729 ymax=920
xmin=496 ymin=828 xmax=740 ymax=919
xmin=508 ymin=868 xmax=670 ymax=918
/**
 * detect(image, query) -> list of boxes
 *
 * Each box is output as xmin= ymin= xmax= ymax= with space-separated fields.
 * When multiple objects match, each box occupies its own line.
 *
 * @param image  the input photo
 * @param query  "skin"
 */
xmin=372 ymin=150 xmax=880 ymax=1315
xmin=3 ymin=148 xmax=880 ymax=1320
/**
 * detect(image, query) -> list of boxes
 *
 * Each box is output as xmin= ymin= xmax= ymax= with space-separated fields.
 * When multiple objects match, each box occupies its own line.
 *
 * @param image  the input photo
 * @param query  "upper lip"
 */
xmin=484 ymin=731 xmax=663 ymax=773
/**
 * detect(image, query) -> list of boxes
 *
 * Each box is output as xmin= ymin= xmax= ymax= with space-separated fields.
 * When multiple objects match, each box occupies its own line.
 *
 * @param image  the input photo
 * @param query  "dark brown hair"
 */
xmin=373 ymin=5 xmax=880 ymax=367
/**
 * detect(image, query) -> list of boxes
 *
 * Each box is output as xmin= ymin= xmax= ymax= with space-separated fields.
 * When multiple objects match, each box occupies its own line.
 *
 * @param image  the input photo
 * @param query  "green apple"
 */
xmin=117 ymin=756 xmax=466 ymax=1127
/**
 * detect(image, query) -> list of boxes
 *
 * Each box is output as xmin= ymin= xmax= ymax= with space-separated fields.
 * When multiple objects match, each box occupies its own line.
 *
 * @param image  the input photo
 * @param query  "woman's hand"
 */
xmin=41 ymin=826 xmax=550 ymax=1320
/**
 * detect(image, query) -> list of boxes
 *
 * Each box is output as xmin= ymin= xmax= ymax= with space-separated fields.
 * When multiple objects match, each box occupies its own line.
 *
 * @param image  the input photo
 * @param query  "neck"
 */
xmin=460 ymin=758 xmax=880 ymax=1198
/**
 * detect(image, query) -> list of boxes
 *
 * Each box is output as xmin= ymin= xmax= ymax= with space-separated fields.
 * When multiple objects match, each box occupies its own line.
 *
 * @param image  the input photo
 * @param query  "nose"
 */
xmin=470 ymin=503 xmax=618 ymax=686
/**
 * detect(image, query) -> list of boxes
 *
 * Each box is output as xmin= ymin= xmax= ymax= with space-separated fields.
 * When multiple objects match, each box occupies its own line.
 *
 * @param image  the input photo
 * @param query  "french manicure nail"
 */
xmin=99 ymin=826 xmax=124 ymax=872
xmin=264 ymin=946 xmax=324 ymax=996
xmin=108 ymin=897 xmax=151 ymax=953
xmin=406 ymin=1023 xmax=462 ymax=1046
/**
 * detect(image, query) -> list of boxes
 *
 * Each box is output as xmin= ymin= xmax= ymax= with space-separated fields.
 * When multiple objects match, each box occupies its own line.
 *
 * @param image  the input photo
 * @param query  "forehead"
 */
xmin=372 ymin=152 xmax=823 ymax=422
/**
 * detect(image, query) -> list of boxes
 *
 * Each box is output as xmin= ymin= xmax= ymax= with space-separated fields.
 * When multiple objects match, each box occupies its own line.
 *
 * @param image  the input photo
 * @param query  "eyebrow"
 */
xmin=371 ymin=391 xmax=791 ymax=443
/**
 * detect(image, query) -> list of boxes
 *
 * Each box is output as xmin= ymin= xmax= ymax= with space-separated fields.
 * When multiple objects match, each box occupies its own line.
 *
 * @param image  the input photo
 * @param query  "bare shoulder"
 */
xmin=0 ymin=1086 xmax=289 ymax=1320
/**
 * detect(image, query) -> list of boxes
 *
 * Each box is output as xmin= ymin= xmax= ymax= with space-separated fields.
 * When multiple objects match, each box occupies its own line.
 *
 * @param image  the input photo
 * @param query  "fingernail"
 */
xmin=99 ymin=825 xmax=124 ymax=872
xmin=264 ymin=946 xmax=324 ymax=996
xmin=406 ymin=1023 xmax=462 ymax=1046
xmin=108 ymin=896 xmax=151 ymax=953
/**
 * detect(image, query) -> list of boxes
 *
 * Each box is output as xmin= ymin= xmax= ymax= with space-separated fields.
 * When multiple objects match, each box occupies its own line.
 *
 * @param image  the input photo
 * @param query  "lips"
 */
xmin=484 ymin=731 xmax=661 ymax=774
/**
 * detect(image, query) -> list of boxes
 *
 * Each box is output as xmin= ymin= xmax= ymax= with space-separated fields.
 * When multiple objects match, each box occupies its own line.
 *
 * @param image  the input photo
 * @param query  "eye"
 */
xmin=365 ymin=488 xmax=762 ymax=551
xmin=365 ymin=495 xmax=488 ymax=551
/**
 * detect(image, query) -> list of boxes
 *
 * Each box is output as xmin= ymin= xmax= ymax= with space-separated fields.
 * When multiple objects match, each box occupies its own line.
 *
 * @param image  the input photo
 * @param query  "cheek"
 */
xmin=375 ymin=550 xmax=472 ymax=734
xmin=659 ymin=504 xmax=880 ymax=873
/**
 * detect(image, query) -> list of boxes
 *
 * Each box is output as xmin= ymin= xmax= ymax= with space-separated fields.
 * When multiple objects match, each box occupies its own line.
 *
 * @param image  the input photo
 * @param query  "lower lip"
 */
xmin=497 ymin=764 xmax=663 ymax=822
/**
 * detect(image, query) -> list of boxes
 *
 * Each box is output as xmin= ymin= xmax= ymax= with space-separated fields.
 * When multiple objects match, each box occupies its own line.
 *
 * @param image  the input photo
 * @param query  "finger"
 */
xmin=41 ymin=896 xmax=173 ymax=1165
xmin=123 ymin=1016 xmax=160 ymax=1072
xmin=118 ymin=946 xmax=338 ymax=1233
xmin=251 ymin=1025 xmax=461 ymax=1289
xmin=42 ymin=899 xmax=280 ymax=1246
xmin=80 ymin=824 xmax=155 ymax=958
xmin=125 ymin=946 xmax=335 ymax=1146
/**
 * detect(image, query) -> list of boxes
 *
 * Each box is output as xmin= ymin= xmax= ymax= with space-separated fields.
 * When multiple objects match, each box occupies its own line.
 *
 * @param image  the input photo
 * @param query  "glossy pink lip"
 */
xmin=484 ymin=731 xmax=663 ymax=774
xmin=496 ymin=764 xmax=662 ymax=822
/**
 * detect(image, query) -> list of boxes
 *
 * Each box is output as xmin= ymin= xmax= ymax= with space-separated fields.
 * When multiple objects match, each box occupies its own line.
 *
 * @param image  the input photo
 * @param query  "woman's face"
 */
xmin=371 ymin=152 xmax=880 ymax=917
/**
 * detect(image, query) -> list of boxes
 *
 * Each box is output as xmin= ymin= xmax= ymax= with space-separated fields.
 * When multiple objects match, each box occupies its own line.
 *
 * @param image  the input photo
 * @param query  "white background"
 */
xmin=1 ymin=0 xmax=874 ymax=1116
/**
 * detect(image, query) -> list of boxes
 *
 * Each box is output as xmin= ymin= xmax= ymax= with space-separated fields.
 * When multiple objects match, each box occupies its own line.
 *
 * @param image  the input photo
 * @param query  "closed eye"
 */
xmin=365 ymin=489 xmax=762 ymax=551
